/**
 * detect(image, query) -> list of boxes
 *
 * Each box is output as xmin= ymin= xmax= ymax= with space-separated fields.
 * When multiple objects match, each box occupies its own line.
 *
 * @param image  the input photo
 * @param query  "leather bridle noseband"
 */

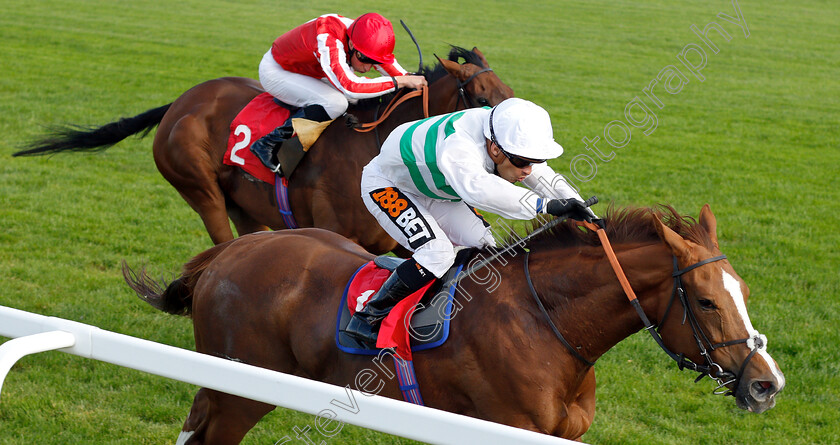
xmin=523 ymin=224 xmax=768 ymax=397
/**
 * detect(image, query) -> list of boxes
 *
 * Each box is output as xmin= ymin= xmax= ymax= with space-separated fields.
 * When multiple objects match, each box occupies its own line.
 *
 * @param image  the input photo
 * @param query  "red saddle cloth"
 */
xmin=222 ymin=92 xmax=291 ymax=185
xmin=347 ymin=262 xmax=436 ymax=360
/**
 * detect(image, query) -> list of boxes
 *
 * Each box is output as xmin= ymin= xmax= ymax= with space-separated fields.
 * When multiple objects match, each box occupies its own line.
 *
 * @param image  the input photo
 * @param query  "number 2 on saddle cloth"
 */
xmin=222 ymin=93 xmax=332 ymax=227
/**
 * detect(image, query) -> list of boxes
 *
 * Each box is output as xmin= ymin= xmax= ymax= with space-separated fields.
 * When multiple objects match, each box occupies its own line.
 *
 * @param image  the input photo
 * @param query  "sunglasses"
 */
xmin=500 ymin=148 xmax=544 ymax=168
xmin=488 ymin=107 xmax=545 ymax=168
xmin=354 ymin=50 xmax=379 ymax=65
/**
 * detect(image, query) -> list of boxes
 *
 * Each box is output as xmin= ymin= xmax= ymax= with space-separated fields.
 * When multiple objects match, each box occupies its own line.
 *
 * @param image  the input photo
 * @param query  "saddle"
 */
xmin=223 ymin=93 xmax=332 ymax=183
xmin=336 ymin=249 xmax=475 ymax=359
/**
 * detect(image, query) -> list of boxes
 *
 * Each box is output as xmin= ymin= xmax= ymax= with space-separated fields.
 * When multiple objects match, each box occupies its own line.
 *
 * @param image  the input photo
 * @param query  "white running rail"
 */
xmin=0 ymin=305 xmax=580 ymax=445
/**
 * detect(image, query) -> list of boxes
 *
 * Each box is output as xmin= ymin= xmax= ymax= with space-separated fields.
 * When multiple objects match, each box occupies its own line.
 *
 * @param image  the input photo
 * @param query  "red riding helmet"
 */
xmin=347 ymin=13 xmax=396 ymax=64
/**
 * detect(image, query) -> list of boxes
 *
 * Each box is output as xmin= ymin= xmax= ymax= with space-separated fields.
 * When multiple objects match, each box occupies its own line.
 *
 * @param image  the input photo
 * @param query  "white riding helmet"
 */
xmin=483 ymin=98 xmax=563 ymax=160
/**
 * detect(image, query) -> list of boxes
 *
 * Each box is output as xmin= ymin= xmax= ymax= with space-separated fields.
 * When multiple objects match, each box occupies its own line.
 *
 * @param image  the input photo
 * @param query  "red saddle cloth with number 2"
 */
xmin=222 ymin=92 xmax=291 ymax=185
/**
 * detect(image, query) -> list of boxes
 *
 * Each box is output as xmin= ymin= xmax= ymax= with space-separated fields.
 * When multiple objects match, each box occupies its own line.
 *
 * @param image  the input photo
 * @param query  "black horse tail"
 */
xmin=121 ymin=239 xmax=235 ymax=316
xmin=13 ymin=103 xmax=172 ymax=157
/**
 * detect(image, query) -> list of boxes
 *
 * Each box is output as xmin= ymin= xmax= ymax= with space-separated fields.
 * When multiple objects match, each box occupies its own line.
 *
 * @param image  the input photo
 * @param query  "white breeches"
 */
xmin=361 ymin=162 xmax=496 ymax=278
xmin=258 ymin=50 xmax=349 ymax=119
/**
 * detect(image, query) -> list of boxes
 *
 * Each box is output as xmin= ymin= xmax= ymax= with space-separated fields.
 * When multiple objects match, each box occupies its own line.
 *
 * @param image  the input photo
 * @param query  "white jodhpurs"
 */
xmin=361 ymin=162 xmax=496 ymax=278
xmin=258 ymin=50 xmax=349 ymax=119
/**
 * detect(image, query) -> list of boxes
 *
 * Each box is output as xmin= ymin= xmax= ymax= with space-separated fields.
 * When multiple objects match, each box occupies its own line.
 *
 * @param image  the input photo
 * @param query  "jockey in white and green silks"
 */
xmin=345 ymin=98 xmax=595 ymax=347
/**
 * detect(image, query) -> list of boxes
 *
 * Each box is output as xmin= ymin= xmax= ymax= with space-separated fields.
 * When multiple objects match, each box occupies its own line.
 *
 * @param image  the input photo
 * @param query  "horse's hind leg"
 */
xmin=178 ymin=388 xmax=274 ymax=445
xmin=177 ymin=388 xmax=210 ymax=445
xmin=177 ymin=185 xmax=236 ymax=245
xmin=154 ymin=115 xmax=235 ymax=245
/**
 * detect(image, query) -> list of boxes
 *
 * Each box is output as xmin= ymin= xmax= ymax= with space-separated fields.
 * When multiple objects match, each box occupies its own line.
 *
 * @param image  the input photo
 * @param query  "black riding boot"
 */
xmin=249 ymin=104 xmax=331 ymax=174
xmin=250 ymin=125 xmax=294 ymax=174
xmin=345 ymin=272 xmax=415 ymax=348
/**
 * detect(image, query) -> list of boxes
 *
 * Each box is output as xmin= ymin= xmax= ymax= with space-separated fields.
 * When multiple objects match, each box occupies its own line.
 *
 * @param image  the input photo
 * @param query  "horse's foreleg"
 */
xmin=555 ymin=368 xmax=596 ymax=440
xmin=227 ymin=201 xmax=271 ymax=237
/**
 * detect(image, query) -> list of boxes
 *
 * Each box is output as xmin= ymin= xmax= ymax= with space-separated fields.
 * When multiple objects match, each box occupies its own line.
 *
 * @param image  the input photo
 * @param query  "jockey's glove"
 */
xmin=544 ymin=198 xmax=597 ymax=222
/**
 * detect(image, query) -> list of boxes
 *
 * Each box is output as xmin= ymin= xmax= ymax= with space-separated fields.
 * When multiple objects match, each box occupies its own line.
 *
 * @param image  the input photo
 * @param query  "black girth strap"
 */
xmin=524 ymin=250 xmax=595 ymax=367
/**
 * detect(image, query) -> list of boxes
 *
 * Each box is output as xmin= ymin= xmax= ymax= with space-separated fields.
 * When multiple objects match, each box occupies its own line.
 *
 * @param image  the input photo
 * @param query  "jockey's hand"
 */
xmin=545 ymin=198 xmax=594 ymax=222
xmin=395 ymin=75 xmax=428 ymax=90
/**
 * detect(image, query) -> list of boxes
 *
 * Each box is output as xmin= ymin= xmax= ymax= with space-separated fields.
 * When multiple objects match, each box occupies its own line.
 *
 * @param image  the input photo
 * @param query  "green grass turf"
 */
xmin=1 ymin=0 xmax=838 ymax=443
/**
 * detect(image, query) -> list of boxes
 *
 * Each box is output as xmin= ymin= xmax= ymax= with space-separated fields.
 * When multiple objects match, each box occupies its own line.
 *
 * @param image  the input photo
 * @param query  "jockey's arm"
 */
xmin=522 ymin=162 xmax=584 ymax=203
xmin=523 ymin=163 xmax=599 ymax=219
xmin=317 ymin=35 xmax=401 ymax=100
xmin=375 ymin=60 xmax=427 ymax=90
xmin=375 ymin=60 xmax=408 ymax=77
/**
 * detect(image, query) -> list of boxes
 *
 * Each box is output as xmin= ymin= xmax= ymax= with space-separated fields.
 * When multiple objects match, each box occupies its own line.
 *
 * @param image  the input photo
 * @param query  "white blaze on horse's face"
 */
xmin=721 ymin=270 xmax=786 ymax=389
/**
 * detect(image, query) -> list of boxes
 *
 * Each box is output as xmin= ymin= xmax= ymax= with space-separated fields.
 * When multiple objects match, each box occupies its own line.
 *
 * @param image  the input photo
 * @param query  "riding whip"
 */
xmin=400 ymin=20 xmax=424 ymax=72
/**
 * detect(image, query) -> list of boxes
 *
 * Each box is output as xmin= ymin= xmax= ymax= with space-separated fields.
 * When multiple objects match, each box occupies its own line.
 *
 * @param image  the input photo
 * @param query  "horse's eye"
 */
xmin=698 ymin=299 xmax=717 ymax=310
xmin=477 ymin=98 xmax=490 ymax=106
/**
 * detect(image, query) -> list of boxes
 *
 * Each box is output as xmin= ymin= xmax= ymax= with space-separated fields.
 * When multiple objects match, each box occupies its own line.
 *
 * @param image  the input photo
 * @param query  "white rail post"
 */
xmin=0 ymin=305 xmax=582 ymax=445
xmin=0 ymin=330 xmax=76 ymax=400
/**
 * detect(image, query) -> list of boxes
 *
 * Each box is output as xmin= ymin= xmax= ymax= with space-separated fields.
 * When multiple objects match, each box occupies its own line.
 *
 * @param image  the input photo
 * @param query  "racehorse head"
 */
xmin=424 ymin=46 xmax=514 ymax=112
xmin=653 ymin=205 xmax=785 ymax=413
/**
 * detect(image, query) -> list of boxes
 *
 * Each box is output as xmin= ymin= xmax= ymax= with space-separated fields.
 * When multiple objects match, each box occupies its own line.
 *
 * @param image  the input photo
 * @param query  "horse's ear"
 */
xmin=654 ymin=216 xmax=692 ymax=260
xmin=472 ymin=47 xmax=490 ymax=67
xmin=439 ymin=57 xmax=463 ymax=78
xmin=698 ymin=203 xmax=719 ymax=248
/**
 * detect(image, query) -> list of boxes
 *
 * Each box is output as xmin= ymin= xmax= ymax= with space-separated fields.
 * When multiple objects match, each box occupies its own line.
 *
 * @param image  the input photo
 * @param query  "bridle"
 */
xmin=659 ymin=255 xmax=767 ymax=395
xmin=456 ymin=67 xmax=494 ymax=109
xmin=523 ymin=219 xmax=767 ymax=397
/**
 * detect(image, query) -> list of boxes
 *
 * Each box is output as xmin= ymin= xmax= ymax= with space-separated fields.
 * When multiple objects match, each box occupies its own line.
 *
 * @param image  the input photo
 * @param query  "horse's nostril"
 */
xmin=751 ymin=380 xmax=776 ymax=399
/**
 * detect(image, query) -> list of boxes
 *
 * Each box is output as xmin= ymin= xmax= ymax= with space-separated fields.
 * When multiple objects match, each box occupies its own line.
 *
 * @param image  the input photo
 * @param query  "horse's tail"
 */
xmin=121 ymin=240 xmax=234 ymax=316
xmin=13 ymin=103 xmax=172 ymax=157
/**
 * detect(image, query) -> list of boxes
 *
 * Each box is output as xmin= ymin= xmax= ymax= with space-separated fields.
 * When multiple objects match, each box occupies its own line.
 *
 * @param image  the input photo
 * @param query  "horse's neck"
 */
xmin=428 ymin=75 xmax=461 ymax=115
xmin=532 ymin=242 xmax=674 ymax=363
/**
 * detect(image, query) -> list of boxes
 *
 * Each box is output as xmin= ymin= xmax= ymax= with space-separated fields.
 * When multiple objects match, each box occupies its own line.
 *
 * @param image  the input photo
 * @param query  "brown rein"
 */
xmin=578 ymin=220 xmax=640 ymax=303
xmin=353 ymin=86 xmax=429 ymax=133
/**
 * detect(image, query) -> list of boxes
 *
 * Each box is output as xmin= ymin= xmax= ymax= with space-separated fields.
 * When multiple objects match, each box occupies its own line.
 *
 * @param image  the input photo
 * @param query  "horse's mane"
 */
xmin=497 ymin=205 xmax=716 ymax=252
xmin=350 ymin=46 xmax=485 ymax=111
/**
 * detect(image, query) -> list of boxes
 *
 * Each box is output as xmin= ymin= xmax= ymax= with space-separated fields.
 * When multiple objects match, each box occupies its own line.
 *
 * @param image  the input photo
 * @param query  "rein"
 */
xmin=354 ymin=86 xmax=429 ymax=133
xmin=523 ymin=250 xmax=594 ymax=366
xmin=354 ymin=65 xmax=494 ymax=133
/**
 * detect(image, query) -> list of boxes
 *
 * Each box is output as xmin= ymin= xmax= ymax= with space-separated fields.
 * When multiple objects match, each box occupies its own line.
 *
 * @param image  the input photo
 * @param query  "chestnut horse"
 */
xmin=124 ymin=205 xmax=784 ymax=443
xmin=15 ymin=47 xmax=513 ymax=253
